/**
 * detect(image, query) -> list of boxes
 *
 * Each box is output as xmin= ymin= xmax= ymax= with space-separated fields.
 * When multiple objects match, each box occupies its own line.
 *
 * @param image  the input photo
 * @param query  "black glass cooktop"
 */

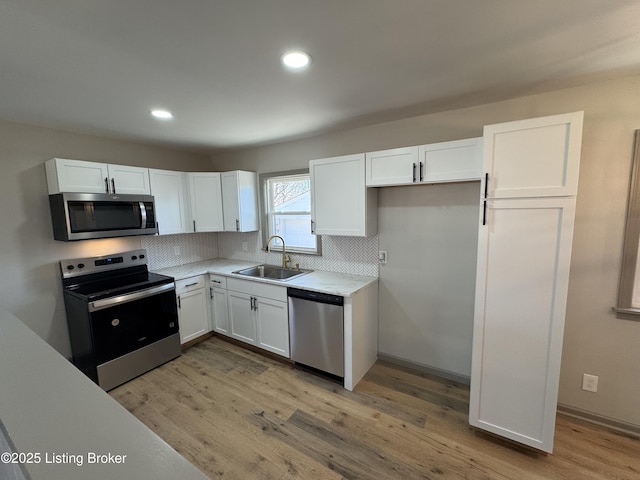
xmin=64 ymin=270 xmax=174 ymax=302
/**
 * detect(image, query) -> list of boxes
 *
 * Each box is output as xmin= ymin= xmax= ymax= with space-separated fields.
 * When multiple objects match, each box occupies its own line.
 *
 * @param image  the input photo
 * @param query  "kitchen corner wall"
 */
xmin=217 ymin=231 xmax=379 ymax=277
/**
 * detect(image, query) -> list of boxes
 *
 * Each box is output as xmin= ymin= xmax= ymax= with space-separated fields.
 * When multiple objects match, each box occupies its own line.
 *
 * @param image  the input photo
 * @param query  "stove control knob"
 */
xmin=77 ymin=263 xmax=85 ymax=269
xmin=139 ymin=254 xmax=145 ymax=259
xmin=66 ymin=265 xmax=74 ymax=271
xmin=131 ymin=255 xmax=138 ymax=260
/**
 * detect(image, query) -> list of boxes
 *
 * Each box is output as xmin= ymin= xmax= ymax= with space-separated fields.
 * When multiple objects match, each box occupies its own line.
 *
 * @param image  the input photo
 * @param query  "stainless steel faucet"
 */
xmin=265 ymin=235 xmax=291 ymax=268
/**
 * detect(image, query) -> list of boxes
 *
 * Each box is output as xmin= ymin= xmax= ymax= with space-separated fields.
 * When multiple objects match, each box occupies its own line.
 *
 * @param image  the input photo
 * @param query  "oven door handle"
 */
xmin=89 ymin=283 xmax=175 ymax=312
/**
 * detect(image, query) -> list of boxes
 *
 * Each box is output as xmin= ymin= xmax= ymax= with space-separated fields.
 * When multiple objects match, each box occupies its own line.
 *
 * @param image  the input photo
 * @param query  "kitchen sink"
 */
xmin=233 ymin=264 xmax=311 ymax=281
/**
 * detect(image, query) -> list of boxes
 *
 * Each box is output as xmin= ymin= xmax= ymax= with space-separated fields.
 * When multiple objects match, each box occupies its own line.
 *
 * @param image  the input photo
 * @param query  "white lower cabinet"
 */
xmin=228 ymin=291 xmax=256 ymax=344
xmin=176 ymin=276 xmax=210 ymax=345
xmin=255 ymin=296 xmax=289 ymax=357
xmin=209 ymin=275 xmax=229 ymax=336
xmin=226 ymin=278 xmax=289 ymax=358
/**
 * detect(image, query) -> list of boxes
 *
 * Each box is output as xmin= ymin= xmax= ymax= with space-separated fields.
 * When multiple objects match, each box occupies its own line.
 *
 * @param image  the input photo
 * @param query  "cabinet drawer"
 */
xmin=176 ymin=275 xmax=205 ymax=294
xmin=210 ymin=274 xmax=227 ymax=289
xmin=227 ymin=278 xmax=287 ymax=302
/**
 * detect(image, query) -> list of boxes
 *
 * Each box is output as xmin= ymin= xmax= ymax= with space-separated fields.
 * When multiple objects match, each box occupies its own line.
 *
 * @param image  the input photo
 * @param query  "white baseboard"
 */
xmin=557 ymin=404 xmax=640 ymax=439
xmin=376 ymin=353 xmax=471 ymax=385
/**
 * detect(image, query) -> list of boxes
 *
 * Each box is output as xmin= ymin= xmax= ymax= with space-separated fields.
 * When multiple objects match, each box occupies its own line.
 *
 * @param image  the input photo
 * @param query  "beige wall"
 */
xmin=0 ymin=120 xmax=210 ymax=358
xmin=211 ymin=74 xmax=640 ymax=429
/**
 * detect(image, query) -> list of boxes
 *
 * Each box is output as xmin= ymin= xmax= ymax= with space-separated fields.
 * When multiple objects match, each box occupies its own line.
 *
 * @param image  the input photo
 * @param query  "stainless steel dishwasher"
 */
xmin=287 ymin=287 xmax=344 ymax=377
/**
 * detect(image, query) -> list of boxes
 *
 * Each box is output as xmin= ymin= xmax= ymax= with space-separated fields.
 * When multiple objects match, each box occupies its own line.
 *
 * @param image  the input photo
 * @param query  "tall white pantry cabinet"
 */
xmin=469 ymin=111 xmax=584 ymax=453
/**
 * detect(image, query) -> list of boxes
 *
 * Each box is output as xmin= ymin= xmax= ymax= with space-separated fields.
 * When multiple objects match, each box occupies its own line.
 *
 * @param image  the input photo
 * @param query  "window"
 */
xmin=262 ymin=171 xmax=320 ymax=254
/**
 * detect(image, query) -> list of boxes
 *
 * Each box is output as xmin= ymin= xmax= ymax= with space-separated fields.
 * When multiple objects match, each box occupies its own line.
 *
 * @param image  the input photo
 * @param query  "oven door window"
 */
xmin=67 ymin=201 xmax=142 ymax=233
xmin=90 ymin=290 xmax=178 ymax=364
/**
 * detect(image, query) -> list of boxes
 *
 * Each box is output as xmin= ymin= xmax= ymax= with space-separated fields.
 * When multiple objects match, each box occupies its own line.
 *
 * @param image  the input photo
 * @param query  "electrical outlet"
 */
xmin=242 ymin=242 xmax=248 ymax=251
xmin=582 ymin=373 xmax=598 ymax=393
xmin=173 ymin=246 xmax=180 ymax=256
xmin=378 ymin=251 xmax=387 ymax=264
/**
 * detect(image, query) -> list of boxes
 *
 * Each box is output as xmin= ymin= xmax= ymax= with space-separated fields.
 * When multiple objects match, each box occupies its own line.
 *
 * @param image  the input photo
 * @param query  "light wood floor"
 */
xmin=111 ymin=336 xmax=640 ymax=479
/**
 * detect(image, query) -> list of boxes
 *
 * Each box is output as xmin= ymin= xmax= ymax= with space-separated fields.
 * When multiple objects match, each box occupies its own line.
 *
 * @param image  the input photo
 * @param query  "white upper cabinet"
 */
xmin=187 ymin=172 xmax=224 ymax=232
xmin=483 ymin=112 xmax=583 ymax=198
xmin=418 ymin=137 xmax=482 ymax=183
xmin=46 ymin=158 xmax=150 ymax=195
xmin=221 ymin=170 xmax=259 ymax=232
xmin=46 ymin=158 xmax=109 ymax=194
xmin=310 ymin=153 xmax=377 ymax=237
xmin=149 ymin=169 xmax=189 ymax=235
xmin=365 ymin=146 xmax=419 ymax=186
xmin=107 ymin=164 xmax=151 ymax=195
xmin=365 ymin=138 xmax=482 ymax=187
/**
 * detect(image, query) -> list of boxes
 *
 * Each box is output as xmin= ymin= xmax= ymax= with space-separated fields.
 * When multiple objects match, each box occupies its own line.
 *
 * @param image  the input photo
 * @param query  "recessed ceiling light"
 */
xmin=281 ymin=50 xmax=311 ymax=71
xmin=150 ymin=109 xmax=173 ymax=119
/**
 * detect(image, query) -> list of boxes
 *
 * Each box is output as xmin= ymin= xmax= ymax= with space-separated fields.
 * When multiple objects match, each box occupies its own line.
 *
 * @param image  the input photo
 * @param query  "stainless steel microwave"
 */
xmin=49 ymin=192 xmax=158 ymax=241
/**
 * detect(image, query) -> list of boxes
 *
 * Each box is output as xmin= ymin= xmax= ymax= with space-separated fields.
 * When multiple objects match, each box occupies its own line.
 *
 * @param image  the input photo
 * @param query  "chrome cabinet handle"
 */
xmin=412 ymin=163 xmax=417 ymax=182
xmin=236 ymin=219 xmax=240 ymax=231
xmin=185 ymin=282 xmax=198 ymax=288
xmin=310 ymin=219 xmax=315 ymax=234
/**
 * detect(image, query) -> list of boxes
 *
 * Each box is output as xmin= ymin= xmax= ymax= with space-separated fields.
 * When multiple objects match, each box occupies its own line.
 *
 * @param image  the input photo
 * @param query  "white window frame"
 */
xmin=260 ymin=169 xmax=321 ymax=255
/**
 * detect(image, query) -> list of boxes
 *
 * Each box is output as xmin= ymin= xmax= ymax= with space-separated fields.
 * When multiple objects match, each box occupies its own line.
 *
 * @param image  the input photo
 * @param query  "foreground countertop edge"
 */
xmin=0 ymin=307 xmax=208 ymax=480
xmin=154 ymin=258 xmax=379 ymax=297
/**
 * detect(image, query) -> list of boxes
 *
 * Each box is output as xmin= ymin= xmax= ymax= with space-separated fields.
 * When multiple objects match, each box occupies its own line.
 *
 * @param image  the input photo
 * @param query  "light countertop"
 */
xmin=155 ymin=258 xmax=378 ymax=297
xmin=0 ymin=307 xmax=208 ymax=480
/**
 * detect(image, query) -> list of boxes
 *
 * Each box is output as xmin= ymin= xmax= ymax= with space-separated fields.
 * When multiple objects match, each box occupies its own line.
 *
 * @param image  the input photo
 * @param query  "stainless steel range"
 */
xmin=60 ymin=249 xmax=180 ymax=391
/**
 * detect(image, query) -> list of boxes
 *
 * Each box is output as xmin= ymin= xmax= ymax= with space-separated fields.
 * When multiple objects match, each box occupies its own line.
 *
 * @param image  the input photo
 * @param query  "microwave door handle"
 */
xmin=139 ymin=202 xmax=147 ymax=228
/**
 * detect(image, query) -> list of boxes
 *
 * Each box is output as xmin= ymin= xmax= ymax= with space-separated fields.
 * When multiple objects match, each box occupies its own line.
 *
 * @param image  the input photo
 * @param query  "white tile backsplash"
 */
xmin=217 ymin=231 xmax=379 ymax=277
xmin=143 ymin=230 xmax=379 ymax=277
xmin=142 ymin=233 xmax=219 ymax=270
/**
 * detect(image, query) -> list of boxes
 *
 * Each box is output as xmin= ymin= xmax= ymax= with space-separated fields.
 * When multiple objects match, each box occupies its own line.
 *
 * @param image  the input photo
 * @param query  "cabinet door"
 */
xmin=46 ymin=158 xmax=110 ymax=194
xmin=149 ymin=169 xmax=189 ymax=234
xmin=419 ymin=137 xmax=482 ymax=183
xmin=256 ymin=297 xmax=289 ymax=357
xmin=365 ymin=146 xmax=419 ymax=186
xmin=228 ymin=291 xmax=257 ymax=345
xmin=108 ymin=164 xmax=151 ymax=195
xmin=177 ymin=288 xmax=209 ymax=345
xmin=483 ymin=112 xmax=583 ymax=198
xmin=188 ymin=173 xmax=224 ymax=232
xmin=210 ymin=287 xmax=229 ymax=336
xmin=310 ymin=153 xmax=376 ymax=236
xmin=221 ymin=171 xmax=259 ymax=232
xmin=470 ymin=196 xmax=576 ymax=453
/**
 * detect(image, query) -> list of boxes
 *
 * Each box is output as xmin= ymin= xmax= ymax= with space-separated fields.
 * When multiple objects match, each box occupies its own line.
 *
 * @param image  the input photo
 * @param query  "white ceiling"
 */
xmin=2 ymin=0 xmax=640 ymax=153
